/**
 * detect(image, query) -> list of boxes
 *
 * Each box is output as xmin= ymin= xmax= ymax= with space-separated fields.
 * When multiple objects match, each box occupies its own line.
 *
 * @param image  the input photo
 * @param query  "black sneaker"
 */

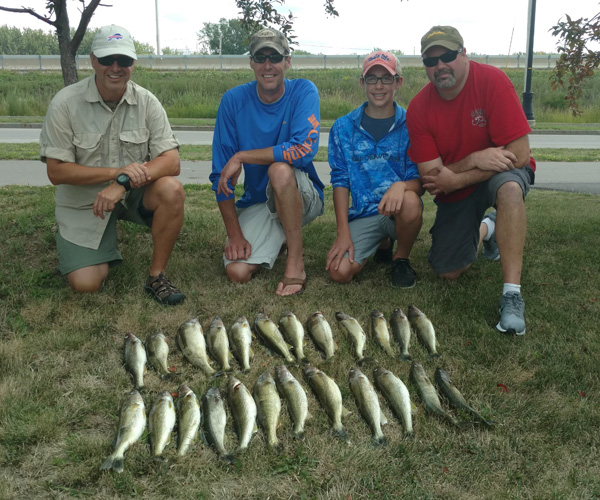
xmin=390 ymin=258 xmax=417 ymax=288
xmin=145 ymin=272 xmax=186 ymax=305
xmin=373 ymin=238 xmax=393 ymax=264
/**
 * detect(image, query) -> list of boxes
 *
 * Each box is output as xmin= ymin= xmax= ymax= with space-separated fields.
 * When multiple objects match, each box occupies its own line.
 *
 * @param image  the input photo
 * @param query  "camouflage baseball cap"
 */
xmin=421 ymin=26 xmax=463 ymax=56
xmin=249 ymin=28 xmax=290 ymax=56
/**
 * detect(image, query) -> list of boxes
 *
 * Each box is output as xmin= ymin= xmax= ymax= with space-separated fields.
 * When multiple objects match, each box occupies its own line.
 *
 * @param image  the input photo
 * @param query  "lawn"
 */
xmin=0 ymin=186 xmax=599 ymax=499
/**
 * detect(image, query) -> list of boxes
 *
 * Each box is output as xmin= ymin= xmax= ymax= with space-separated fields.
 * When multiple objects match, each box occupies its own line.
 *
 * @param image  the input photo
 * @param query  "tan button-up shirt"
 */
xmin=40 ymin=75 xmax=179 ymax=249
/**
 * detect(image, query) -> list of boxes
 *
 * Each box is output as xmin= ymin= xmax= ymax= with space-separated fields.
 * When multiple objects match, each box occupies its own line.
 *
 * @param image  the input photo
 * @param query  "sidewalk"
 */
xmin=2 ymin=160 xmax=599 ymax=194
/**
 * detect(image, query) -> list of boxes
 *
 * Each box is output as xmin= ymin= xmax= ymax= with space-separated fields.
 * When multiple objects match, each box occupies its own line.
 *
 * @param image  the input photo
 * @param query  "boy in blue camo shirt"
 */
xmin=326 ymin=50 xmax=424 ymax=288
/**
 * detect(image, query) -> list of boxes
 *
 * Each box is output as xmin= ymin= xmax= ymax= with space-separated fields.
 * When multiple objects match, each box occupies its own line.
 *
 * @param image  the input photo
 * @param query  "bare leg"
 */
xmin=392 ymin=191 xmax=423 ymax=260
xmin=67 ymin=263 xmax=109 ymax=292
xmin=329 ymin=258 xmax=365 ymax=283
xmin=495 ymin=182 xmax=526 ymax=285
xmin=226 ymin=262 xmax=261 ymax=283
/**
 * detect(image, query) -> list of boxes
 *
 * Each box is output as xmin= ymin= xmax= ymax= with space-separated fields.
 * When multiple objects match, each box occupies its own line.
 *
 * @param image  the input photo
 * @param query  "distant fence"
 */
xmin=0 ymin=53 xmax=561 ymax=71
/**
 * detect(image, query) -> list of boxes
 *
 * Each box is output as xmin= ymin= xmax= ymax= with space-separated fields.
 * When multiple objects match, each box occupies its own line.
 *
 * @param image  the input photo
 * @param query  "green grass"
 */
xmin=2 ymin=142 xmax=599 ymax=163
xmin=0 ymin=186 xmax=599 ymax=499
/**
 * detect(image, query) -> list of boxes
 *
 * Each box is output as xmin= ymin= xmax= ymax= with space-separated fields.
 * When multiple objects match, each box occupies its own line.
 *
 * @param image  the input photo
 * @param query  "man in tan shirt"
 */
xmin=40 ymin=24 xmax=186 ymax=305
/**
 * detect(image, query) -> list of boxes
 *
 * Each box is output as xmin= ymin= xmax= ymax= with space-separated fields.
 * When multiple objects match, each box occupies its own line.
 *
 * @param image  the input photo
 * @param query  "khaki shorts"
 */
xmin=57 ymin=187 xmax=152 ymax=275
xmin=223 ymin=169 xmax=324 ymax=269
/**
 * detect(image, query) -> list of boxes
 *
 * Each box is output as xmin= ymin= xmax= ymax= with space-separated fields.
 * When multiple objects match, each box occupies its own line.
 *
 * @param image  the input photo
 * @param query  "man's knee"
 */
xmin=268 ymin=162 xmax=296 ymax=191
xmin=226 ymin=262 xmax=255 ymax=283
xmin=146 ymin=176 xmax=185 ymax=211
xmin=67 ymin=265 xmax=109 ymax=293
xmin=497 ymin=180 xmax=524 ymax=203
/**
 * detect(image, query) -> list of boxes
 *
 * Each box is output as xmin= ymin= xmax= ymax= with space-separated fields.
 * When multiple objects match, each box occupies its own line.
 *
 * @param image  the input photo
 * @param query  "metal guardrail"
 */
xmin=0 ymin=53 xmax=562 ymax=71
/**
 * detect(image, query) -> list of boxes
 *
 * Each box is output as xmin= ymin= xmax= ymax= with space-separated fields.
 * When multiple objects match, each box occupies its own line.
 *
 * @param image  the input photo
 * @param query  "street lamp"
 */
xmin=155 ymin=0 xmax=161 ymax=55
xmin=523 ymin=0 xmax=536 ymax=124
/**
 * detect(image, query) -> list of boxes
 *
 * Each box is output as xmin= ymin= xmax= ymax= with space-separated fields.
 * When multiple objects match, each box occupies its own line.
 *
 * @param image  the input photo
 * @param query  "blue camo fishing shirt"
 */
xmin=328 ymin=102 xmax=419 ymax=221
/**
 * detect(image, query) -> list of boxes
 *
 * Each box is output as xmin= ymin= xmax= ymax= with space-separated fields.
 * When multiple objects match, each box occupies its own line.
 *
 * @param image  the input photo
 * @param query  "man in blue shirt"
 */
xmin=210 ymin=28 xmax=324 ymax=296
xmin=327 ymin=50 xmax=423 ymax=288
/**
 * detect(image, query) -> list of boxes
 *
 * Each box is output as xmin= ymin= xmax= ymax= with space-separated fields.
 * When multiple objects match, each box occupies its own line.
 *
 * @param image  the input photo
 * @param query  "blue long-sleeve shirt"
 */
xmin=329 ymin=102 xmax=419 ymax=221
xmin=210 ymin=79 xmax=324 ymax=207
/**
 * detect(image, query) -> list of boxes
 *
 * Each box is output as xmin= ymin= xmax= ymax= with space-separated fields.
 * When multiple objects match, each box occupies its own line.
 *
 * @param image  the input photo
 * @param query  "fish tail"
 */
xmin=398 ymin=353 xmax=412 ymax=361
xmin=293 ymin=429 xmax=306 ymax=441
xmin=402 ymin=431 xmax=415 ymax=441
xmin=100 ymin=453 xmax=124 ymax=473
xmin=220 ymin=453 xmax=236 ymax=464
xmin=371 ymin=435 xmax=387 ymax=447
xmin=331 ymin=425 xmax=350 ymax=444
xmin=428 ymin=352 xmax=441 ymax=359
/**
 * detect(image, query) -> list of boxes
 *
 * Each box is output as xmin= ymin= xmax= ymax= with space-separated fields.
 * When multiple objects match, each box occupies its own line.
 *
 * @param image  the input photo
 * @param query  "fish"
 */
xmin=434 ymin=367 xmax=495 ymax=428
xmin=370 ymin=310 xmax=396 ymax=358
xmin=253 ymin=313 xmax=295 ymax=364
xmin=409 ymin=361 xmax=465 ymax=429
xmin=274 ymin=365 xmax=309 ymax=440
xmin=124 ymin=333 xmax=147 ymax=391
xmin=176 ymin=384 xmax=201 ymax=456
xmin=206 ymin=316 xmax=233 ymax=373
xmin=100 ymin=390 xmax=146 ymax=473
xmin=335 ymin=311 xmax=368 ymax=364
xmin=148 ymin=391 xmax=177 ymax=459
xmin=227 ymin=376 xmax=258 ymax=453
xmin=279 ymin=311 xmax=308 ymax=364
xmin=145 ymin=331 xmax=175 ymax=380
xmin=201 ymin=387 xmax=234 ymax=462
xmin=306 ymin=312 xmax=337 ymax=361
xmin=253 ymin=370 xmax=282 ymax=449
xmin=390 ymin=308 xmax=412 ymax=361
xmin=373 ymin=366 xmax=414 ymax=439
xmin=229 ymin=316 xmax=253 ymax=373
xmin=176 ymin=318 xmax=216 ymax=376
xmin=408 ymin=305 xmax=440 ymax=358
xmin=349 ymin=366 xmax=387 ymax=446
xmin=302 ymin=365 xmax=350 ymax=443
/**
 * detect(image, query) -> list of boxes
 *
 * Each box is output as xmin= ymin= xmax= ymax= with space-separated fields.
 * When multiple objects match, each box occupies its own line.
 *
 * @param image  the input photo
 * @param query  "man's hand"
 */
xmin=224 ymin=234 xmax=251 ymax=261
xmin=326 ymin=234 xmax=354 ymax=272
xmin=422 ymin=166 xmax=459 ymax=196
xmin=217 ymin=155 xmax=243 ymax=196
xmin=119 ymin=162 xmax=151 ymax=188
xmin=378 ymin=182 xmax=406 ymax=216
xmin=472 ymin=147 xmax=518 ymax=172
xmin=93 ymin=183 xmax=125 ymax=219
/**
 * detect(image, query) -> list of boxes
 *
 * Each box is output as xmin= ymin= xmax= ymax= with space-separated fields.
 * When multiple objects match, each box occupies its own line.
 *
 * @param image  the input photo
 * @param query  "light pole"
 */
xmin=155 ymin=0 xmax=161 ymax=55
xmin=523 ymin=0 xmax=536 ymax=125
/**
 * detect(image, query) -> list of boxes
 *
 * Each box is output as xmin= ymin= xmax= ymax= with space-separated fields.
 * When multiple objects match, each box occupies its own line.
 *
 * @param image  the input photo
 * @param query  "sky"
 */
xmin=1 ymin=0 xmax=599 ymax=56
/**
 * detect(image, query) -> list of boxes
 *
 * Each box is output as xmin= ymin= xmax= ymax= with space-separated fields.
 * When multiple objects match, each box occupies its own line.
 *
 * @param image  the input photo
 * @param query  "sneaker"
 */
xmin=390 ymin=258 xmax=417 ymax=288
xmin=496 ymin=292 xmax=526 ymax=335
xmin=482 ymin=210 xmax=500 ymax=261
xmin=373 ymin=238 xmax=393 ymax=264
xmin=145 ymin=272 xmax=186 ymax=305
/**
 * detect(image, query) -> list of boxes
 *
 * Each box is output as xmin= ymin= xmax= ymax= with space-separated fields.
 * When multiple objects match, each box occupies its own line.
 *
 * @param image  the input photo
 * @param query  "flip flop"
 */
xmin=278 ymin=275 xmax=306 ymax=296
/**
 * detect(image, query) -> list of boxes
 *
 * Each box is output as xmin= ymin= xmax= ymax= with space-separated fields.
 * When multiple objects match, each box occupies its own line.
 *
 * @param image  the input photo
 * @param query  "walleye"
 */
xmin=370 ymin=310 xmax=396 ymax=358
xmin=275 ymin=365 xmax=309 ymax=440
xmin=229 ymin=316 xmax=253 ymax=373
xmin=408 ymin=305 xmax=440 ymax=358
xmin=306 ymin=312 xmax=337 ymax=361
xmin=435 ymin=367 xmax=495 ymax=428
xmin=253 ymin=370 xmax=282 ymax=449
xmin=302 ymin=365 xmax=350 ymax=443
xmin=227 ymin=376 xmax=258 ymax=453
xmin=148 ymin=391 xmax=177 ymax=459
xmin=145 ymin=331 xmax=174 ymax=380
xmin=100 ymin=390 xmax=146 ymax=473
xmin=253 ymin=313 xmax=295 ymax=364
xmin=373 ymin=366 xmax=414 ymax=439
xmin=176 ymin=385 xmax=201 ymax=456
xmin=390 ymin=308 xmax=412 ymax=361
xmin=124 ymin=333 xmax=147 ymax=391
xmin=279 ymin=311 xmax=308 ymax=364
xmin=207 ymin=316 xmax=233 ymax=373
xmin=176 ymin=318 xmax=216 ymax=376
xmin=349 ymin=366 xmax=387 ymax=446
xmin=335 ymin=311 xmax=368 ymax=364
xmin=410 ymin=361 xmax=465 ymax=429
xmin=201 ymin=387 xmax=234 ymax=462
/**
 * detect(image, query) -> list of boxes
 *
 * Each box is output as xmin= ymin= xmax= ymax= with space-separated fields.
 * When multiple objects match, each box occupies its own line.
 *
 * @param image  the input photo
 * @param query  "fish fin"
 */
xmin=341 ymin=406 xmax=353 ymax=418
xmin=380 ymin=410 xmax=388 ymax=426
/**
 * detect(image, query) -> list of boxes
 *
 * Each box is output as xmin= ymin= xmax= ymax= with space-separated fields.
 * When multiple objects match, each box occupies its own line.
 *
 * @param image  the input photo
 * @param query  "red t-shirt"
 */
xmin=407 ymin=61 xmax=535 ymax=203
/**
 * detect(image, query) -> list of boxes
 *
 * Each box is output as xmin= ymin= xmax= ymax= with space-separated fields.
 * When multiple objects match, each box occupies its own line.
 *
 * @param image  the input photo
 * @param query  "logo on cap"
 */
xmin=107 ymin=33 xmax=124 ymax=42
xmin=367 ymin=53 xmax=392 ymax=63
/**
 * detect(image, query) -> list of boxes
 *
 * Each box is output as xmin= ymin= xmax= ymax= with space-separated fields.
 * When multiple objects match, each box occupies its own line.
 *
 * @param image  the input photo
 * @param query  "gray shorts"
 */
xmin=429 ymin=166 xmax=534 ymax=275
xmin=57 ymin=187 xmax=152 ymax=275
xmin=223 ymin=169 xmax=324 ymax=269
xmin=346 ymin=215 xmax=397 ymax=265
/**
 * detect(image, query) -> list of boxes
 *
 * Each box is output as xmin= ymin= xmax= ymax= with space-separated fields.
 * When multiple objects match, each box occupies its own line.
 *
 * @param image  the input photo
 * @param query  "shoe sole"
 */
xmin=495 ymin=321 xmax=525 ymax=336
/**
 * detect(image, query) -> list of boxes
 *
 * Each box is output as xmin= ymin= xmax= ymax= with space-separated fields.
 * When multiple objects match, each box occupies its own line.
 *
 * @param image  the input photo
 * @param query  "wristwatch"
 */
xmin=116 ymin=173 xmax=131 ymax=191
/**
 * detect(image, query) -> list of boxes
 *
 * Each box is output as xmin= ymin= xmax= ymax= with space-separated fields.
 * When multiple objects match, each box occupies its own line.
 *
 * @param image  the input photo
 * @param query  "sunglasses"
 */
xmin=251 ymin=53 xmax=286 ymax=64
xmin=422 ymin=49 xmax=461 ymax=68
xmin=96 ymin=55 xmax=135 ymax=68
xmin=363 ymin=75 xmax=398 ymax=85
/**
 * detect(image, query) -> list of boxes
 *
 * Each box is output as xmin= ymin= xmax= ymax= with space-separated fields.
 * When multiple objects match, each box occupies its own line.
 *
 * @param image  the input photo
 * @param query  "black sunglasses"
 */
xmin=422 ymin=49 xmax=461 ymax=68
xmin=96 ymin=55 xmax=135 ymax=68
xmin=251 ymin=53 xmax=286 ymax=64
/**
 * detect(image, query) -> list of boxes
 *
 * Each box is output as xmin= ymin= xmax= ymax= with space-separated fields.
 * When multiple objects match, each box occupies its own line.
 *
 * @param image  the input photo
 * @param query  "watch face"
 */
xmin=117 ymin=174 xmax=129 ymax=184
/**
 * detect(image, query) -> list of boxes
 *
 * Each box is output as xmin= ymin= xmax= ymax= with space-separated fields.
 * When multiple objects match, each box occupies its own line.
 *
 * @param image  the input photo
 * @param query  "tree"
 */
xmin=0 ymin=0 xmax=104 ymax=86
xmin=550 ymin=8 xmax=600 ymax=115
xmin=198 ymin=18 xmax=254 ymax=55
xmin=0 ymin=25 xmax=58 ymax=54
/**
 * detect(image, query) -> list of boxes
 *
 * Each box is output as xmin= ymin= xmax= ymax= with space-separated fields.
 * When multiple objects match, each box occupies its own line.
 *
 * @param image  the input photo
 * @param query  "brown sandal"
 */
xmin=278 ymin=276 xmax=306 ymax=296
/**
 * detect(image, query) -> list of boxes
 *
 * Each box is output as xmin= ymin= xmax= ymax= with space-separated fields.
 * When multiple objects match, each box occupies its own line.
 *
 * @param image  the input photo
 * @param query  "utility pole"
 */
xmin=155 ymin=0 xmax=161 ymax=55
xmin=523 ymin=0 xmax=536 ymax=125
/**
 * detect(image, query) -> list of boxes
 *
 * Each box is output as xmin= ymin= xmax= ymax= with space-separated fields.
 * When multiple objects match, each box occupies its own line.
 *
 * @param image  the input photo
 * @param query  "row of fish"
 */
xmin=124 ymin=306 xmax=439 ymax=391
xmin=101 ymin=360 xmax=494 ymax=472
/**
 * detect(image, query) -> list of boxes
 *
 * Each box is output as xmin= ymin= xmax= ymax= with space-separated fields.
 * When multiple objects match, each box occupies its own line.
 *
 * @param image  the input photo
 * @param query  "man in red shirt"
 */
xmin=407 ymin=26 xmax=535 ymax=335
